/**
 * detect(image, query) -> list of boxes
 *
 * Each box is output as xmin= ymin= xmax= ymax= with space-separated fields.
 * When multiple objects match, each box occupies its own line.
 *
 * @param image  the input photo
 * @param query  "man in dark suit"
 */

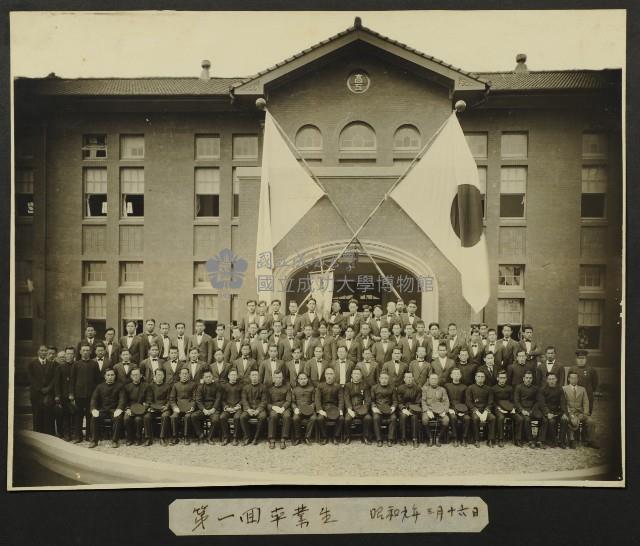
xmin=291 ymin=371 xmax=316 ymax=445
xmin=398 ymin=323 xmax=417 ymax=363
xmin=372 ymin=327 xmax=395 ymax=366
xmin=157 ymin=322 xmax=174 ymax=360
xmin=430 ymin=343 xmax=456 ymax=386
xmin=27 ymin=345 xmax=57 ymax=434
xmin=266 ymin=370 xmax=292 ymax=449
xmin=315 ymin=322 xmax=334 ymax=361
xmin=70 ymin=343 xmax=102 ymax=442
xmin=536 ymin=345 xmax=565 ymax=387
xmin=445 ymin=323 xmax=467 ymax=361
xmin=285 ymin=347 xmax=309 ymax=388
xmin=93 ymin=343 xmax=112 ymax=377
xmin=315 ymin=367 xmax=344 ymax=444
xmin=397 ymin=370 xmax=422 ymax=447
xmin=119 ymin=367 xmax=147 ymax=446
xmin=144 ymin=367 xmax=172 ymax=445
xmin=103 ymin=327 xmax=120 ymax=368
xmin=308 ymin=346 xmax=332 ymax=387
xmin=224 ymin=326 xmax=244 ymax=363
xmin=113 ymin=348 xmax=136 ymax=384
xmin=258 ymin=345 xmax=285 ymax=387
xmin=333 ymin=346 xmax=355 ymax=387
xmin=344 ymin=299 xmax=362 ymax=335
xmin=478 ymin=351 xmax=502 ymax=387
xmin=233 ymin=343 xmax=257 ymax=385
xmin=466 ymin=370 xmax=496 ymax=447
xmin=513 ymin=370 xmax=541 ymax=448
xmin=139 ymin=344 xmax=165 ymax=384
xmin=169 ymin=367 xmax=197 ymax=445
xmin=163 ymin=347 xmax=184 ymax=384
xmin=254 ymin=301 xmax=272 ymax=334
xmin=54 ymin=348 xmax=76 ymax=440
xmin=496 ymin=324 xmax=519 ymax=370
xmin=269 ymin=320 xmax=285 ymax=354
xmin=138 ymin=318 xmax=163 ymax=362
xmin=184 ymin=347 xmax=209 ymax=384
xmin=218 ymin=368 xmax=244 ymax=445
xmin=355 ymin=347 xmax=379 ymax=388
xmin=251 ymin=328 xmax=272 ymax=363
xmin=371 ymin=371 xmax=397 ymax=446
xmin=336 ymin=326 xmax=360 ymax=364
xmin=284 ymin=300 xmax=303 ymax=338
xmin=210 ymin=349 xmax=231 ymax=383
xmin=267 ymin=299 xmax=284 ymax=329
xmin=88 ymin=368 xmax=123 ymax=448
xmin=240 ymin=369 xmax=268 ymax=445
xmin=299 ymin=298 xmax=321 ymax=337
xmin=355 ymin=322 xmax=375 ymax=357
xmin=343 ymin=368 xmax=372 ymax=444
xmin=400 ymin=299 xmax=421 ymax=331
xmin=191 ymin=369 xmax=221 ymax=445
xmin=77 ymin=326 xmax=100 ymax=359
xmin=369 ymin=304 xmax=385 ymax=341
xmin=186 ymin=319 xmax=213 ymax=365
xmin=326 ymin=300 xmax=346 ymax=333
xmin=519 ymin=324 xmax=543 ymax=369
xmin=382 ymin=302 xmax=401 ymax=333
xmin=466 ymin=331 xmax=485 ymax=368
xmin=174 ymin=322 xmax=189 ymax=362
xmin=299 ymin=325 xmax=319 ymax=361
xmin=279 ymin=323 xmax=301 ymax=362
xmin=492 ymin=370 xmax=514 ymax=447
xmin=507 ymin=349 xmax=536 ymax=386
xmin=412 ymin=321 xmax=433 ymax=363
xmin=537 ymin=372 xmax=567 ymax=448
xmin=408 ymin=346 xmax=432 ymax=388
xmin=119 ymin=320 xmax=143 ymax=365
xmin=381 ymin=347 xmax=409 ymax=388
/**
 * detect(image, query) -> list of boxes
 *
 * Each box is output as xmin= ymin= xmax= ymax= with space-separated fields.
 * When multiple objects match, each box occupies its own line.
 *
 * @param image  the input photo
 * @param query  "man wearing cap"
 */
xmin=119 ymin=367 xmax=147 ymax=446
xmin=27 ymin=344 xmax=57 ymax=435
xmin=491 ymin=370 xmax=514 ymax=448
xmin=513 ymin=370 xmax=542 ymax=448
xmin=537 ymin=372 xmax=568 ymax=448
xmin=371 ymin=371 xmax=397 ymax=447
xmin=240 ymin=369 xmax=268 ymax=445
xmin=422 ymin=372 xmax=451 ymax=446
xmin=397 ymin=371 xmax=422 ymax=447
xmin=466 ymin=370 xmax=496 ymax=447
xmin=291 ymin=372 xmax=316 ymax=445
xmin=192 ymin=369 xmax=221 ymax=445
xmin=536 ymin=345 xmax=565 ymax=388
xmin=169 ymin=367 xmax=197 ymax=445
xmin=315 ymin=368 xmax=344 ymax=445
xmin=266 ymin=370 xmax=292 ymax=449
xmin=88 ymin=368 xmax=123 ymax=448
xmin=444 ymin=368 xmax=470 ymax=447
xmin=344 ymin=368 xmax=372 ymax=444
xmin=144 ymin=367 xmax=172 ymax=446
xmin=563 ymin=371 xmax=599 ymax=449
xmin=567 ymin=349 xmax=599 ymax=416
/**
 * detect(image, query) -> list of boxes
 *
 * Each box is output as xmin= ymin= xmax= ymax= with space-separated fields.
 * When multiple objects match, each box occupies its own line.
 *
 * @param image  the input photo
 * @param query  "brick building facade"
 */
xmin=13 ymin=21 xmax=622 ymax=378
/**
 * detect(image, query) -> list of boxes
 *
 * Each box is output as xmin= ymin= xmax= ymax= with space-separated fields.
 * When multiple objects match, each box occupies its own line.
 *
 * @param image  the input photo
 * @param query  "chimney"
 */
xmin=200 ymin=59 xmax=211 ymax=80
xmin=514 ymin=53 xmax=529 ymax=74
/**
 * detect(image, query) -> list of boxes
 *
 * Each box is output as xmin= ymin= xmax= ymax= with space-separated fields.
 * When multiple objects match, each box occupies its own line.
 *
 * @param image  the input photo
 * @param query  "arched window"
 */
xmin=339 ymin=122 xmax=376 ymax=151
xmin=393 ymin=124 xmax=421 ymax=151
xmin=295 ymin=125 xmax=323 ymax=151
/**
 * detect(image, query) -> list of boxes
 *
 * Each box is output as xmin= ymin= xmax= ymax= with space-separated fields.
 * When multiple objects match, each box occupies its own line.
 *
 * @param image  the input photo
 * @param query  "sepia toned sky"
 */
xmin=10 ymin=10 xmax=625 ymax=79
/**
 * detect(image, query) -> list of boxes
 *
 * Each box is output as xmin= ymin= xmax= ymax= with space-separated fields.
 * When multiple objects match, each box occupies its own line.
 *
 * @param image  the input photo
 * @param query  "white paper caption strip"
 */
xmin=169 ymin=497 xmax=488 ymax=535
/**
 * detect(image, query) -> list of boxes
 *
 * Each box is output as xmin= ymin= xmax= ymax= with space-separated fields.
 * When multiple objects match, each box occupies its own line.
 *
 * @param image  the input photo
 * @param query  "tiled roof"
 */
xmin=230 ymin=22 xmax=487 ymax=89
xmin=475 ymin=70 xmax=620 ymax=91
xmin=15 ymin=77 xmax=244 ymax=96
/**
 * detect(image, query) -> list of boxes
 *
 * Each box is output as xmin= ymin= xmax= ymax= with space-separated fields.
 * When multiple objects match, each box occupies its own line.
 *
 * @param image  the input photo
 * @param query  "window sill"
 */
xmin=193 ymin=218 xmax=221 ymax=226
xmin=497 ymin=288 xmax=526 ymax=298
xmin=579 ymin=288 xmax=606 ymax=295
xmin=581 ymin=218 xmax=608 ymax=226
xmin=119 ymin=286 xmax=144 ymax=294
xmin=119 ymin=158 xmax=145 ymax=163
xmin=500 ymin=156 xmax=528 ymax=162
xmin=119 ymin=217 xmax=145 ymax=225
xmin=499 ymin=218 xmax=527 ymax=226
xmin=81 ymin=285 xmax=107 ymax=293
xmin=393 ymin=151 xmax=421 ymax=160
xmin=338 ymin=151 xmax=377 ymax=159
xmin=82 ymin=217 xmax=108 ymax=224
xmin=231 ymin=218 xmax=239 ymax=226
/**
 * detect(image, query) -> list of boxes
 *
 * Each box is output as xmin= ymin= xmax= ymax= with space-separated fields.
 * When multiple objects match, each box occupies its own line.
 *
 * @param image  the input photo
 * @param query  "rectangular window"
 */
xmin=581 ymin=166 xmax=607 ymax=218
xmin=582 ymin=132 xmax=607 ymax=159
xmin=464 ymin=133 xmax=488 ymax=159
xmin=16 ymin=260 xmax=33 ymax=289
xmin=195 ymin=168 xmax=220 ymax=217
xmin=501 ymin=132 xmax=528 ymax=159
xmin=580 ymin=265 xmax=605 ymax=291
xmin=498 ymin=265 xmax=525 ymax=289
xmin=84 ymin=168 xmax=108 ymax=217
xmin=83 ymin=294 xmax=107 ymax=339
xmin=497 ymin=298 xmax=523 ymax=339
xmin=194 ymin=262 xmax=210 ymax=287
xmin=120 ymin=294 xmax=144 ymax=335
xmin=16 ymin=293 xmax=33 ymax=341
xmin=195 ymin=135 xmax=221 ymax=160
xmin=120 ymin=135 xmax=145 ymax=160
xmin=499 ymin=227 xmax=526 ymax=257
xmin=578 ymin=299 xmax=603 ymax=350
xmin=477 ymin=166 xmax=487 ymax=218
xmin=232 ymin=135 xmax=259 ymax=160
xmin=16 ymin=168 xmax=34 ymax=217
xmin=232 ymin=169 xmax=240 ymax=217
xmin=194 ymin=294 xmax=218 ymax=336
xmin=120 ymin=262 xmax=144 ymax=286
xmin=82 ymin=134 xmax=107 ymax=160
xmin=500 ymin=167 xmax=526 ymax=218
xmin=121 ymin=168 xmax=144 ymax=217
xmin=83 ymin=261 xmax=106 ymax=286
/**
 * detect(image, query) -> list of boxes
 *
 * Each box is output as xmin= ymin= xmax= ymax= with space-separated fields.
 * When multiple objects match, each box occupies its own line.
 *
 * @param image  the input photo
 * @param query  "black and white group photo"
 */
xmin=9 ymin=9 xmax=624 ymax=488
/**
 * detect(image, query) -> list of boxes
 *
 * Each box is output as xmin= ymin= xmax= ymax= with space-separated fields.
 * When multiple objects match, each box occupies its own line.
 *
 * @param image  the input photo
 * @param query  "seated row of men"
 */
xmin=45 ymin=342 xmax=599 ymax=450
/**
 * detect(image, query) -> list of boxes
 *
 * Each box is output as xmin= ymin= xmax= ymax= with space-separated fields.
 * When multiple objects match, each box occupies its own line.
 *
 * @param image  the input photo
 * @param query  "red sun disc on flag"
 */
xmin=450 ymin=184 xmax=484 ymax=247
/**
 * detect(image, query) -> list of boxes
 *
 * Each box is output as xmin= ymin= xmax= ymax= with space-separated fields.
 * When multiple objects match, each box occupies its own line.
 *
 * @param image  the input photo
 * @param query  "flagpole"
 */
xmin=262 ymin=104 xmax=403 ymax=302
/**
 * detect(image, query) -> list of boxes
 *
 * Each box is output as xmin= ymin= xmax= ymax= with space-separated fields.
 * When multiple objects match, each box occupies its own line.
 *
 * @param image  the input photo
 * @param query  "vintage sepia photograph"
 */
xmin=8 ymin=9 xmax=625 ymax=489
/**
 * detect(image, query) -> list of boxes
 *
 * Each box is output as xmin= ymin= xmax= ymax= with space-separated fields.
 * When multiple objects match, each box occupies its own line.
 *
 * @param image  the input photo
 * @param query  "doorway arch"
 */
xmin=271 ymin=239 xmax=439 ymax=324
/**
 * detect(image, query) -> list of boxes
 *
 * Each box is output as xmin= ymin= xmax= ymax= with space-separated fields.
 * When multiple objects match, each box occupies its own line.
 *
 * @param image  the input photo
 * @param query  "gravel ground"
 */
xmin=82 ymin=401 xmax=615 ymax=478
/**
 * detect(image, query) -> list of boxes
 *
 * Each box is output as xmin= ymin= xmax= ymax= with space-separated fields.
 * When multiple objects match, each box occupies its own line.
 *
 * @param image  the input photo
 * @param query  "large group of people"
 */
xmin=25 ymin=297 xmax=600 ymax=450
